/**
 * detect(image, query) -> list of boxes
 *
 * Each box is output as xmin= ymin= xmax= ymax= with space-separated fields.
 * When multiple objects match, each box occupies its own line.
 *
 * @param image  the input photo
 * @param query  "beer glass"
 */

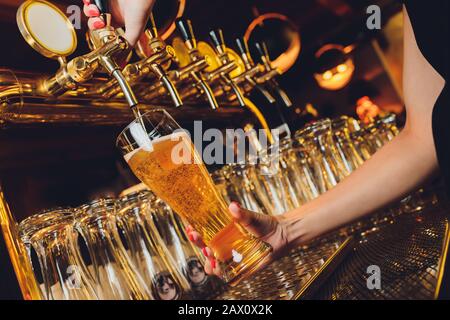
xmin=117 ymin=191 xmax=192 ymax=300
xmin=248 ymin=147 xmax=298 ymax=215
xmin=295 ymin=119 xmax=344 ymax=193
xmin=145 ymin=195 xmax=225 ymax=299
xmin=19 ymin=209 xmax=98 ymax=300
xmin=75 ymin=199 xmax=152 ymax=299
xmin=219 ymin=164 xmax=267 ymax=214
xmin=117 ymin=110 xmax=272 ymax=285
xmin=331 ymin=116 xmax=364 ymax=173
xmin=280 ymin=138 xmax=319 ymax=204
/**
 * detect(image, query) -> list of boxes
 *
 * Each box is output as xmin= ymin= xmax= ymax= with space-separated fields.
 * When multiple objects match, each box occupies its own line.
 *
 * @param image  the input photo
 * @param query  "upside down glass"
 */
xmin=117 ymin=110 xmax=272 ymax=285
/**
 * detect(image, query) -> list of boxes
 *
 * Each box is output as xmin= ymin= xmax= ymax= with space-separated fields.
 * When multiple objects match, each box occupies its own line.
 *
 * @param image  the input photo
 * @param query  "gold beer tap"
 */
xmin=21 ymin=0 xmax=139 ymax=117
xmin=207 ymin=29 xmax=246 ymax=107
xmin=173 ymin=19 xmax=219 ymax=110
xmin=82 ymin=0 xmax=140 ymax=115
xmin=234 ymin=37 xmax=276 ymax=104
xmin=116 ymin=13 xmax=183 ymax=108
xmin=254 ymin=42 xmax=293 ymax=108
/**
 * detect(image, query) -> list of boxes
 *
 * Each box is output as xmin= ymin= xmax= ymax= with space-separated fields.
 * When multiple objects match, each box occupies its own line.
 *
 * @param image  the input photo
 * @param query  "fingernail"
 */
xmin=192 ymin=233 xmax=199 ymax=242
xmin=88 ymin=8 xmax=100 ymax=16
xmin=188 ymin=233 xmax=194 ymax=242
xmin=93 ymin=20 xmax=105 ymax=29
xmin=83 ymin=0 xmax=91 ymax=5
xmin=201 ymin=247 xmax=209 ymax=257
xmin=210 ymin=258 xmax=216 ymax=270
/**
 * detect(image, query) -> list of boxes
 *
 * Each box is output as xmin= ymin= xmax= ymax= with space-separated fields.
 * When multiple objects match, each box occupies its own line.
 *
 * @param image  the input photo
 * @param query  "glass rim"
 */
xmin=115 ymin=108 xmax=173 ymax=148
xmin=294 ymin=118 xmax=331 ymax=139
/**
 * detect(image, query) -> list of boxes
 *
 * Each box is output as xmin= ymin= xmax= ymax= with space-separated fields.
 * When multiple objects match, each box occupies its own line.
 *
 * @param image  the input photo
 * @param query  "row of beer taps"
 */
xmin=38 ymin=0 xmax=292 ymax=120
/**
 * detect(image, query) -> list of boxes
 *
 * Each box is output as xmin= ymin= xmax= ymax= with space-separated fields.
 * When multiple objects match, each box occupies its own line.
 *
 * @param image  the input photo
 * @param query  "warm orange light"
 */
xmin=244 ymin=13 xmax=301 ymax=74
xmin=337 ymin=64 xmax=347 ymax=73
xmin=315 ymin=58 xmax=355 ymax=90
xmin=356 ymin=96 xmax=381 ymax=124
xmin=160 ymin=0 xmax=186 ymax=40
xmin=322 ymin=71 xmax=333 ymax=80
xmin=314 ymin=44 xmax=355 ymax=91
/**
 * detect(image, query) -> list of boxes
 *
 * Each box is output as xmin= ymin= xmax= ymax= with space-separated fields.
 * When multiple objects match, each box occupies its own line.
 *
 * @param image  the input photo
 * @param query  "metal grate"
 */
xmin=215 ymin=236 xmax=350 ymax=300
xmin=311 ymin=209 xmax=449 ymax=300
xmin=213 ymin=191 xmax=449 ymax=300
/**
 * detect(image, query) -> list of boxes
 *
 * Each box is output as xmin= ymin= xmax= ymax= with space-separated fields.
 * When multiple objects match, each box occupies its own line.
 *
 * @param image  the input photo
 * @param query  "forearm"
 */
xmin=285 ymin=125 xmax=438 ymax=245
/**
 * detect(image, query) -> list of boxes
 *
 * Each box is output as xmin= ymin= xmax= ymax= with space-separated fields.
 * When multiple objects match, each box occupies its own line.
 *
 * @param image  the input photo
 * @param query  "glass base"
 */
xmin=219 ymin=238 xmax=273 ymax=287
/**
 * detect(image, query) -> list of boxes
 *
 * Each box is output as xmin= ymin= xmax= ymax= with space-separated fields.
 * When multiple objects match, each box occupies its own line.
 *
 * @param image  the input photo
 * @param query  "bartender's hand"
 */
xmin=186 ymin=202 xmax=297 ymax=277
xmin=82 ymin=0 xmax=156 ymax=46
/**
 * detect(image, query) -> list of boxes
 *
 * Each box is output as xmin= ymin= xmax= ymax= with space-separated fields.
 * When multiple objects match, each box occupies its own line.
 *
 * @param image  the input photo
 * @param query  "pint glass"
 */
xmin=116 ymin=110 xmax=272 ymax=285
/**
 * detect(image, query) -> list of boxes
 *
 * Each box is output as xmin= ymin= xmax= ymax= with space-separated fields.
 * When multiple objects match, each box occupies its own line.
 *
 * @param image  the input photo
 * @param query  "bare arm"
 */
xmin=286 ymin=6 xmax=446 ymax=245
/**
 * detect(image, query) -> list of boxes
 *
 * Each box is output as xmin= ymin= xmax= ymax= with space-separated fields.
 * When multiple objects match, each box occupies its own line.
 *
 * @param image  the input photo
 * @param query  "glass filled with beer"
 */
xmin=117 ymin=110 xmax=272 ymax=285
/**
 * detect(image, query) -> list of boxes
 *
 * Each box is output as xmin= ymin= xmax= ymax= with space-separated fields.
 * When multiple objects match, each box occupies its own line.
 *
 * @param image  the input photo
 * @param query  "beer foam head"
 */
xmin=130 ymin=122 xmax=154 ymax=152
xmin=123 ymin=130 xmax=192 ymax=163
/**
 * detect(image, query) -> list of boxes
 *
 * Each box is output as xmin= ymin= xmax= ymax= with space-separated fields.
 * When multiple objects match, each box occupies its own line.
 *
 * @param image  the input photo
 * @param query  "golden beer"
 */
xmin=121 ymin=123 xmax=271 ymax=285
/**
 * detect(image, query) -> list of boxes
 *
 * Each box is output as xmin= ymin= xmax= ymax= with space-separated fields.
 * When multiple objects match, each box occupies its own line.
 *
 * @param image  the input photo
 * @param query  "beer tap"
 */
xmin=117 ymin=13 xmax=183 ymax=108
xmin=254 ymin=42 xmax=293 ymax=108
xmin=40 ymin=0 xmax=140 ymax=116
xmin=234 ymin=37 xmax=276 ymax=104
xmin=174 ymin=19 xmax=219 ymax=110
xmin=207 ymin=29 xmax=246 ymax=107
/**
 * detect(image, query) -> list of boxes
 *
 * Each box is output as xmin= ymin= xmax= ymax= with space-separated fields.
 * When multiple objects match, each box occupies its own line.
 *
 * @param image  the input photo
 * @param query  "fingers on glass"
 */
xmin=186 ymin=228 xmax=206 ymax=248
xmin=203 ymin=257 xmax=221 ymax=276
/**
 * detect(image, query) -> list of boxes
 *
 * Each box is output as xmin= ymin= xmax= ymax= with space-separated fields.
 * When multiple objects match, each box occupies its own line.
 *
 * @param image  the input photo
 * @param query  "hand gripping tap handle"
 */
xmin=176 ymin=19 xmax=197 ymax=49
xmin=93 ymin=1 xmax=139 ymax=112
xmin=93 ymin=0 xmax=111 ymax=24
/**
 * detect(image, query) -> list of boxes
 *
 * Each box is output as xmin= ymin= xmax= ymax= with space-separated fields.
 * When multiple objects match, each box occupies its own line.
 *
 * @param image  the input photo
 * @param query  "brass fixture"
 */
xmin=170 ymin=21 xmax=274 ymax=142
xmin=314 ymin=44 xmax=355 ymax=91
xmin=234 ymin=38 xmax=276 ymax=104
xmin=254 ymin=42 xmax=293 ymax=108
xmin=100 ymin=13 xmax=183 ymax=108
xmin=16 ymin=0 xmax=140 ymax=117
xmin=172 ymin=19 xmax=219 ymax=110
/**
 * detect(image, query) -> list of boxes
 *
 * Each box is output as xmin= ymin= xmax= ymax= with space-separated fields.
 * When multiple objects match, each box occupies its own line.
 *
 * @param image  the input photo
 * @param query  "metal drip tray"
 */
xmin=214 ymin=201 xmax=450 ymax=300
xmin=215 ymin=236 xmax=353 ymax=300
xmin=312 ymin=209 xmax=449 ymax=300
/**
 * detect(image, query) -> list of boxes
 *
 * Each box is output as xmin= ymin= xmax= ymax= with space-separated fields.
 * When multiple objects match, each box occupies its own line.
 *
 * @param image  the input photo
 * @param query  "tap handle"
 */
xmin=93 ymin=0 xmax=111 ymax=27
xmin=255 ymin=41 xmax=272 ymax=70
xmin=209 ymin=29 xmax=226 ymax=54
xmin=255 ymin=42 xmax=270 ymax=60
xmin=235 ymin=37 xmax=250 ymax=57
xmin=94 ymin=0 xmax=109 ymax=14
xmin=146 ymin=12 xmax=158 ymax=38
xmin=176 ymin=19 xmax=195 ymax=42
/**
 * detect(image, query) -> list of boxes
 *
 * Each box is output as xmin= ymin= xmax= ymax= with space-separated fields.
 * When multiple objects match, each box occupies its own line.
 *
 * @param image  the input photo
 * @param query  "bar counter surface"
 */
xmin=212 ymin=188 xmax=450 ymax=300
xmin=1 ymin=184 xmax=449 ymax=300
